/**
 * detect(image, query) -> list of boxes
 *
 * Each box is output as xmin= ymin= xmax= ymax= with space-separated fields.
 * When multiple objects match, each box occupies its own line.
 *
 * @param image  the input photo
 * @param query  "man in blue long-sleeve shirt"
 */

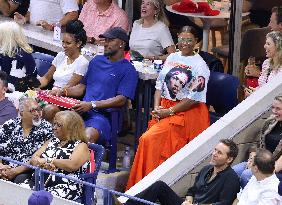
xmin=116 ymin=139 xmax=240 ymax=205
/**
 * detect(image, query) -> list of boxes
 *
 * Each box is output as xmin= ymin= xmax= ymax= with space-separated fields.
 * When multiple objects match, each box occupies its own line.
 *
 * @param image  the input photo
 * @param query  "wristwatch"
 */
xmin=91 ymin=101 xmax=97 ymax=109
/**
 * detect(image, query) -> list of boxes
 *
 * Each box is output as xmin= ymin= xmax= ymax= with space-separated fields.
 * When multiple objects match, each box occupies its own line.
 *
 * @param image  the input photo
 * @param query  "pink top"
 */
xmin=79 ymin=1 xmax=129 ymax=39
xmin=258 ymin=59 xmax=282 ymax=87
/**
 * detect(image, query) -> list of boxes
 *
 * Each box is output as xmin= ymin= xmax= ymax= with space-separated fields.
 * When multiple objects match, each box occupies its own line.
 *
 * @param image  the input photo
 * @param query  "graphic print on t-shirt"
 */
xmin=162 ymin=64 xmax=207 ymax=101
xmin=156 ymin=52 xmax=210 ymax=102
xmin=164 ymin=66 xmax=193 ymax=100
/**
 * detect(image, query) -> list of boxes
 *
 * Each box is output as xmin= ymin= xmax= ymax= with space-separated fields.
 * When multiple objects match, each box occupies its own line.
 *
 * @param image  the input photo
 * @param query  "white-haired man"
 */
xmin=0 ymin=98 xmax=53 ymax=182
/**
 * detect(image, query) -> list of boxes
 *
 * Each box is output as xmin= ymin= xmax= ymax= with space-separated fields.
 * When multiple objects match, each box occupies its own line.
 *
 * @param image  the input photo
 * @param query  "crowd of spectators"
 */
xmin=0 ymin=0 xmax=281 ymax=204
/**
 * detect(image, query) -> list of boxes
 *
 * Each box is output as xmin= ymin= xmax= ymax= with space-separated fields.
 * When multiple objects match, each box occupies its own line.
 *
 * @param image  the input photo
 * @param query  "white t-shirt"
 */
xmin=52 ymin=52 xmax=89 ymax=88
xmin=237 ymin=174 xmax=282 ymax=205
xmin=155 ymin=52 xmax=210 ymax=102
xmin=129 ymin=20 xmax=174 ymax=57
xmin=29 ymin=0 xmax=78 ymax=25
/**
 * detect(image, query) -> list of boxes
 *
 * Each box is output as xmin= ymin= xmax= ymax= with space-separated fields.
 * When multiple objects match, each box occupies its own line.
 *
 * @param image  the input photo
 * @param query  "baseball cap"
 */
xmin=28 ymin=190 xmax=53 ymax=205
xmin=99 ymin=27 xmax=129 ymax=43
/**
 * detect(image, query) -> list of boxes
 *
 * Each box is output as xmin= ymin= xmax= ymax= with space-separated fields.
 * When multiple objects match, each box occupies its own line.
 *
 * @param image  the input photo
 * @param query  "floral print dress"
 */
xmin=41 ymin=138 xmax=89 ymax=200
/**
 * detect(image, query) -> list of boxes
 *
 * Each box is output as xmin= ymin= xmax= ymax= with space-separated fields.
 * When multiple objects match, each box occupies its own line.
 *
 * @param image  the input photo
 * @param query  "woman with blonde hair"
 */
xmin=245 ymin=31 xmax=282 ymax=96
xmin=25 ymin=111 xmax=90 ymax=200
xmin=0 ymin=21 xmax=37 ymax=92
xmin=129 ymin=0 xmax=176 ymax=61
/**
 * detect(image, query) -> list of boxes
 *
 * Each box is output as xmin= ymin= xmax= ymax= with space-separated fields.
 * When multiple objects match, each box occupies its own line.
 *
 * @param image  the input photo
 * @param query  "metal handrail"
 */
xmin=0 ymin=156 xmax=158 ymax=205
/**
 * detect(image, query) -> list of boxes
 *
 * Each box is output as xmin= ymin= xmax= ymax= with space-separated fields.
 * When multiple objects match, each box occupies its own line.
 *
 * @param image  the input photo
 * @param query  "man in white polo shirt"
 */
xmin=14 ymin=0 xmax=78 ymax=31
xmin=233 ymin=149 xmax=282 ymax=205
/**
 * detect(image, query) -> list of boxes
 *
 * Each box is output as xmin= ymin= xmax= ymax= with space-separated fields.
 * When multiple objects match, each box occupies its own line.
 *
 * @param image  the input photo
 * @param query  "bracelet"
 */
xmin=46 ymin=158 xmax=52 ymax=164
xmin=169 ymin=107 xmax=175 ymax=116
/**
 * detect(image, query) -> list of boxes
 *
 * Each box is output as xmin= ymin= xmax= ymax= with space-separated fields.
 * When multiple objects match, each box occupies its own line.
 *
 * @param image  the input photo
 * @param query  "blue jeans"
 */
xmin=232 ymin=162 xmax=253 ymax=188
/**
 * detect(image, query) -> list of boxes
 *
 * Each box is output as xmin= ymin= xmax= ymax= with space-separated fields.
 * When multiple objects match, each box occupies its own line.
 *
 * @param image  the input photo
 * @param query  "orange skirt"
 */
xmin=126 ymin=98 xmax=210 ymax=190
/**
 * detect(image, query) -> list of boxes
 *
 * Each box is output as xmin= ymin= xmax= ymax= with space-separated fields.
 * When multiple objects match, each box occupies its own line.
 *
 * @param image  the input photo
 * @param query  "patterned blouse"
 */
xmin=0 ymin=117 xmax=53 ymax=167
xmin=40 ymin=137 xmax=89 ymax=200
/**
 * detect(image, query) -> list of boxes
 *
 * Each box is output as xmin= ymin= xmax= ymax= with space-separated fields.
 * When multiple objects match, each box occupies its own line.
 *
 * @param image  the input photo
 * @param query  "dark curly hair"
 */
xmin=65 ymin=20 xmax=87 ymax=48
xmin=0 ymin=70 xmax=8 ymax=87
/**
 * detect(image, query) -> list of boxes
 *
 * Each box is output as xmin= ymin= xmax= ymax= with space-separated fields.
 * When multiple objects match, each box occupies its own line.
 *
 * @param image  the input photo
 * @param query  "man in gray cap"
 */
xmin=59 ymin=27 xmax=138 ymax=144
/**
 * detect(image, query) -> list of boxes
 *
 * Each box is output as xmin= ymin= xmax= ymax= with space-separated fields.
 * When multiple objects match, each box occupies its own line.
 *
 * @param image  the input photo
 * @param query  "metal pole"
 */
xmin=126 ymin=0 xmax=133 ymax=26
xmin=232 ymin=0 xmax=243 ymax=77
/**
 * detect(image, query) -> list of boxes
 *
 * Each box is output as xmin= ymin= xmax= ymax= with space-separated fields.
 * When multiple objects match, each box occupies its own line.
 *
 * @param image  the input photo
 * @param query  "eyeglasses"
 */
xmin=178 ymin=37 xmax=194 ymax=44
xmin=29 ymin=107 xmax=42 ymax=114
xmin=53 ymin=122 xmax=63 ymax=128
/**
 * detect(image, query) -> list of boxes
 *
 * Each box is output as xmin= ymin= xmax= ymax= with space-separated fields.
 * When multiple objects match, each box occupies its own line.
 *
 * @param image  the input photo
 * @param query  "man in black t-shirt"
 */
xmin=114 ymin=139 xmax=240 ymax=205
xmin=0 ymin=0 xmax=30 ymax=17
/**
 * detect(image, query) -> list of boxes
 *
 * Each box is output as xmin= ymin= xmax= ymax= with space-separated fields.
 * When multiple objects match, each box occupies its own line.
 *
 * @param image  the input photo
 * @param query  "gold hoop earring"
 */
xmin=193 ymin=47 xmax=200 ymax=55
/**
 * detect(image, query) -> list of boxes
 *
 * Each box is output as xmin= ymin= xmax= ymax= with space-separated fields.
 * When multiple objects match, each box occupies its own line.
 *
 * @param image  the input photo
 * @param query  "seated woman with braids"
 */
xmin=126 ymin=26 xmax=210 ymax=189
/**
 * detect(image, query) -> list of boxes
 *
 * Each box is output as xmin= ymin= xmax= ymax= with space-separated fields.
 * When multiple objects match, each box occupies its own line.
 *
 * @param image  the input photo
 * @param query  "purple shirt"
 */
xmin=0 ymin=98 xmax=17 ymax=126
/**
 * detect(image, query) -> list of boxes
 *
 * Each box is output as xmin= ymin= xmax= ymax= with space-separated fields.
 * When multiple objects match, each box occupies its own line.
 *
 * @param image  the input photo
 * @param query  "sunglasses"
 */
xmin=178 ymin=37 xmax=194 ymax=44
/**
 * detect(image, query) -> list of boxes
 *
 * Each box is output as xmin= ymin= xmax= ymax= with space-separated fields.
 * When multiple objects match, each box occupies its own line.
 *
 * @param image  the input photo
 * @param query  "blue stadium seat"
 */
xmin=32 ymin=52 xmax=54 ymax=77
xmin=206 ymin=71 xmax=240 ymax=124
xmin=80 ymin=143 xmax=105 ymax=205
xmin=103 ymin=108 xmax=123 ymax=173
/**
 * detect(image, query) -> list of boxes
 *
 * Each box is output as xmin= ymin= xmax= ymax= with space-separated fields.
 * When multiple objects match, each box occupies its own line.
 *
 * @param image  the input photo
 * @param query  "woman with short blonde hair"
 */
xmin=54 ymin=110 xmax=87 ymax=143
xmin=139 ymin=0 xmax=169 ymax=26
xmin=0 ymin=21 xmax=33 ymax=57
xmin=129 ymin=0 xmax=176 ymax=61
xmin=27 ymin=110 xmax=90 ymax=200
xmin=0 ymin=21 xmax=37 ymax=92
